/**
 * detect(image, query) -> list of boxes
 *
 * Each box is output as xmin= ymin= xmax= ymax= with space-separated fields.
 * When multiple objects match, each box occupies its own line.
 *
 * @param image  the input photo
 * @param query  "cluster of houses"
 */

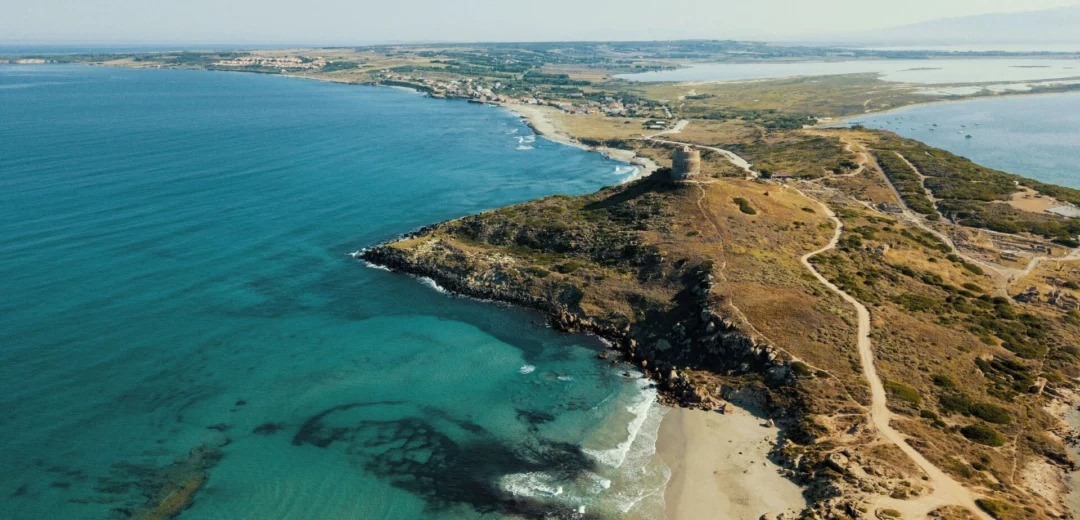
xmin=530 ymin=97 xmax=651 ymax=117
xmin=214 ymin=56 xmax=328 ymax=70
xmin=373 ymin=70 xmax=654 ymax=117
xmin=375 ymin=71 xmax=507 ymax=102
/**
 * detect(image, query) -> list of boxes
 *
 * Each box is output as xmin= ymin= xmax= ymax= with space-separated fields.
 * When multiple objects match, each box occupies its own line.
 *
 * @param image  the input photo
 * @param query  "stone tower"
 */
xmin=671 ymin=146 xmax=701 ymax=181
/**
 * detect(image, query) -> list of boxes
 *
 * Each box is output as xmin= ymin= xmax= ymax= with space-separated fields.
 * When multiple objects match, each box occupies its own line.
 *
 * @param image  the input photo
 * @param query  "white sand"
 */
xmin=501 ymin=102 xmax=660 ymax=179
xmin=656 ymin=406 xmax=806 ymax=520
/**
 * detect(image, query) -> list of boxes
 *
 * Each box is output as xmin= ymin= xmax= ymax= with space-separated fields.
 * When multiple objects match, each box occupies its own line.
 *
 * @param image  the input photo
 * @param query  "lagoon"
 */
xmin=616 ymin=58 xmax=1080 ymax=84
xmin=852 ymin=92 xmax=1080 ymax=189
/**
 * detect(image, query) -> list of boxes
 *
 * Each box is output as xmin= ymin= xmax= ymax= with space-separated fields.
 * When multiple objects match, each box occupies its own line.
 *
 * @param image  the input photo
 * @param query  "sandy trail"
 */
xmin=798 ymin=194 xmax=992 ymax=520
xmin=645 ymin=119 xmax=690 ymax=138
xmin=648 ymin=136 xmax=758 ymax=179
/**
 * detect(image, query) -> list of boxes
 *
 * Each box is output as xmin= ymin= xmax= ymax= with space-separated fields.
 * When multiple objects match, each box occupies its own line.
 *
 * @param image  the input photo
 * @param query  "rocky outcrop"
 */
xmin=363 ymin=242 xmax=797 ymax=411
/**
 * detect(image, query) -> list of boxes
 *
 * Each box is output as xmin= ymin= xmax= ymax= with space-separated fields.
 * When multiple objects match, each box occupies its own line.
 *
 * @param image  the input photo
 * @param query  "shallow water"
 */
xmin=616 ymin=58 xmax=1080 ymax=84
xmin=0 ymin=64 xmax=665 ymax=519
xmin=850 ymin=92 xmax=1080 ymax=189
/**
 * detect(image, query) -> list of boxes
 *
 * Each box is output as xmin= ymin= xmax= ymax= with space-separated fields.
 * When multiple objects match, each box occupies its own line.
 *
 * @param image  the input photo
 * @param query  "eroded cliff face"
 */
xmin=364 ymin=239 xmax=795 ymax=410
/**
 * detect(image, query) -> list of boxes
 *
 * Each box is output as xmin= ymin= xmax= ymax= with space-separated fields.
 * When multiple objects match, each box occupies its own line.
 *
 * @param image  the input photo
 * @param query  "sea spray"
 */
xmin=605 ymin=403 xmax=670 ymax=516
xmin=583 ymin=377 xmax=659 ymax=468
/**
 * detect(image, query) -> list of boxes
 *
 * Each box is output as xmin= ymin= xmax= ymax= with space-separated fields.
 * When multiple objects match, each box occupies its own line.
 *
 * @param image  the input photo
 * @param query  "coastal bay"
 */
xmin=9 ymin=39 xmax=1080 ymax=519
xmin=0 ymin=64 xmax=665 ymax=519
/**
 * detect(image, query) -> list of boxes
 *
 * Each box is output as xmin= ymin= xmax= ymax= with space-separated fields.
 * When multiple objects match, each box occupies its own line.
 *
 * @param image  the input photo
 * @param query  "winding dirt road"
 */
xmin=799 ymin=195 xmax=991 ymax=520
xmin=647 ymin=136 xmax=758 ymax=179
xmin=660 ymin=130 xmax=992 ymax=517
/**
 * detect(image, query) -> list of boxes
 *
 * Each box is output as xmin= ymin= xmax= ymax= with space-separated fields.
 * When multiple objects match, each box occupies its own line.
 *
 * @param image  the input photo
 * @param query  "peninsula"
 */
xmin=15 ymin=41 xmax=1080 ymax=520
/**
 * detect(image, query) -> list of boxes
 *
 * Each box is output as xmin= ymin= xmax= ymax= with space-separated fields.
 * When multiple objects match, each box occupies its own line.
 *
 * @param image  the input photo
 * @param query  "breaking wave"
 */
xmin=583 ymin=379 xmax=658 ymax=468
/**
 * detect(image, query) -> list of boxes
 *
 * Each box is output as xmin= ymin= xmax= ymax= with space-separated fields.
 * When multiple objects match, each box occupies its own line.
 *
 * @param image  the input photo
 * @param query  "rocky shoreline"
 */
xmin=359 ymin=230 xmax=889 ymax=517
xmin=361 ymin=242 xmax=797 ymax=410
xmin=361 ymin=236 xmax=943 ymax=518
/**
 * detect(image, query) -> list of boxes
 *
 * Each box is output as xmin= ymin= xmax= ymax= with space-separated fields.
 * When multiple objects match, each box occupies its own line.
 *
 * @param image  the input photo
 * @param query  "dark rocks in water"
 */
xmin=235 ymin=400 xmax=247 ymax=406
xmin=515 ymin=409 xmax=557 ymax=433
xmin=205 ymin=423 xmax=231 ymax=432
xmin=293 ymin=401 xmax=602 ymax=519
xmin=292 ymin=401 xmax=407 ymax=448
xmin=92 ymin=441 xmax=224 ymax=520
xmin=252 ymin=422 xmax=287 ymax=436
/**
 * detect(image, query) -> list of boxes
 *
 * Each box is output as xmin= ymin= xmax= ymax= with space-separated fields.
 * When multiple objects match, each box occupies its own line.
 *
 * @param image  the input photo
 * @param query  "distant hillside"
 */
xmin=813 ymin=6 xmax=1080 ymax=47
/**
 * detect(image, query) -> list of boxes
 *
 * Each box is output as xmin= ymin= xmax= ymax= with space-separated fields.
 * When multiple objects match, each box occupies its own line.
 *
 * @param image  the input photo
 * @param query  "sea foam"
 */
xmin=583 ymin=378 xmax=658 ymax=468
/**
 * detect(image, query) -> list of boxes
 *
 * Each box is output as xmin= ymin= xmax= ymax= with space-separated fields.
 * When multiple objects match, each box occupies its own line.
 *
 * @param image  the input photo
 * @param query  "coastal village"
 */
xmin=213 ymin=55 xmax=329 ymax=69
xmin=372 ymin=68 xmax=658 ymax=118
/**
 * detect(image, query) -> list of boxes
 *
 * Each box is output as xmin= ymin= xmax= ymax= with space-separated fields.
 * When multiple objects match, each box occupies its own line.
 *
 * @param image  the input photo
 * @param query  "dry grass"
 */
xmin=1000 ymin=187 xmax=1064 ymax=214
xmin=637 ymin=74 xmax=940 ymax=118
xmin=812 ymin=204 xmax=1075 ymax=516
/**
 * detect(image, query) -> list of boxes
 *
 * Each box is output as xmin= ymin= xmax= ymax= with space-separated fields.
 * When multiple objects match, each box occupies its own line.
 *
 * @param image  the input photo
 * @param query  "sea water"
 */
xmin=851 ymin=92 xmax=1080 ymax=188
xmin=0 ymin=65 xmax=667 ymax=519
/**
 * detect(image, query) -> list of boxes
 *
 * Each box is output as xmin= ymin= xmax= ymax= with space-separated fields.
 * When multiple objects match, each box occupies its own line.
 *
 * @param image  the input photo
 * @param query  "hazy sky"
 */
xmin=4 ymin=0 xmax=1080 ymax=44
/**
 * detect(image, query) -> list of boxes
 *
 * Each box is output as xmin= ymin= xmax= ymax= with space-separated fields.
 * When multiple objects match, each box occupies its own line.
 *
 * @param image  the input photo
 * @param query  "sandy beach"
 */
xmin=1043 ymin=390 xmax=1080 ymax=516
xmin=504 ymin=101 xmax=804 ymax=518
xmin=501 ymin=102 xmax=660 ymax=180
xmin=656 ymin=405 xmax=806 ymax=520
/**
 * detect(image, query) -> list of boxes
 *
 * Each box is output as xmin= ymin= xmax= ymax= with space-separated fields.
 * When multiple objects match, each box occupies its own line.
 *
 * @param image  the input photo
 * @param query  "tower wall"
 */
xmin=671 ymin=147 xmax=701 ymax=181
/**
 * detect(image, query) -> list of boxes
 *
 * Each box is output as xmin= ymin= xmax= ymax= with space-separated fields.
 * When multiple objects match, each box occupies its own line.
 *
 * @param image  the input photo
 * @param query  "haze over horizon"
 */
xmin=4 ymin=0 xmax=1080 ymax=45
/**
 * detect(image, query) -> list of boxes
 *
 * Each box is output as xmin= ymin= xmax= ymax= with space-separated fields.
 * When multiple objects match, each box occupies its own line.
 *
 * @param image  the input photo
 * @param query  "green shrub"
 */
xmin=732 ymin=197 xmax=757 ymax=215
xmin=555 ymin=261 xmax=585 ymax=274
xmin=931 ymin=374 xmax=956 ymax=389
xmin=790 ymin=361 xmax=812 ymax=377
xmin=884 ymin=381 xmax=921 ymax=405
xmin=961 ymin=262 xmax=984 ymax=275
xmin=961 ymin=424 xmax=1006 ymax=446
xmin=976 ymin=498 xmax=1017 ymax=519
xmin=969 ymin=403 xmax=1011 ymax=425
xmin=938 ymin=392 xmax=972 ymax=415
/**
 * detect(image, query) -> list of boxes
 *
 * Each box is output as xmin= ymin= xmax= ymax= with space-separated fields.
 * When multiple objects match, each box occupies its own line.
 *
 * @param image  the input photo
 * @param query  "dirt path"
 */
xmin=1008 ymin=247 xmax=1080 ymax=289
xmin=798 ymin=194 xmax=992 ymax=520
xmin=868 ymin=150 xmax=1015 ymax=297
xmin=644 ymin=119 xmax=690 ymax=138
xmin=648 ymin=136 xmax=758 ymax=179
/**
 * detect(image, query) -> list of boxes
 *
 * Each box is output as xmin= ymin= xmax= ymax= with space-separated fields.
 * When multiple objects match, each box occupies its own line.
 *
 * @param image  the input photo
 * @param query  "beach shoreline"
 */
xmin=1042 ymin=388 xmax=1080 ymax=517
xmin=656 ymin=405 xmax=806 ymax=520
xmin=498 ymin=102 xmax=660 ymax=182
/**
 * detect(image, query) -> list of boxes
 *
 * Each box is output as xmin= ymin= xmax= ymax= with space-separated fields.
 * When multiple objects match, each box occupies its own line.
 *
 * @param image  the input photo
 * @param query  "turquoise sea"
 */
xmin=853 ymin=92 xmax=1080 ymax=188
xmin=0 ymin=65 xmax=667 ymax=519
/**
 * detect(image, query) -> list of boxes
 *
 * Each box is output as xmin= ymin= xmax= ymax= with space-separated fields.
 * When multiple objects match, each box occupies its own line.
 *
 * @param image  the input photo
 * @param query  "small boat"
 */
xmin=965 ymin=135 xmax=973 ymax=139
